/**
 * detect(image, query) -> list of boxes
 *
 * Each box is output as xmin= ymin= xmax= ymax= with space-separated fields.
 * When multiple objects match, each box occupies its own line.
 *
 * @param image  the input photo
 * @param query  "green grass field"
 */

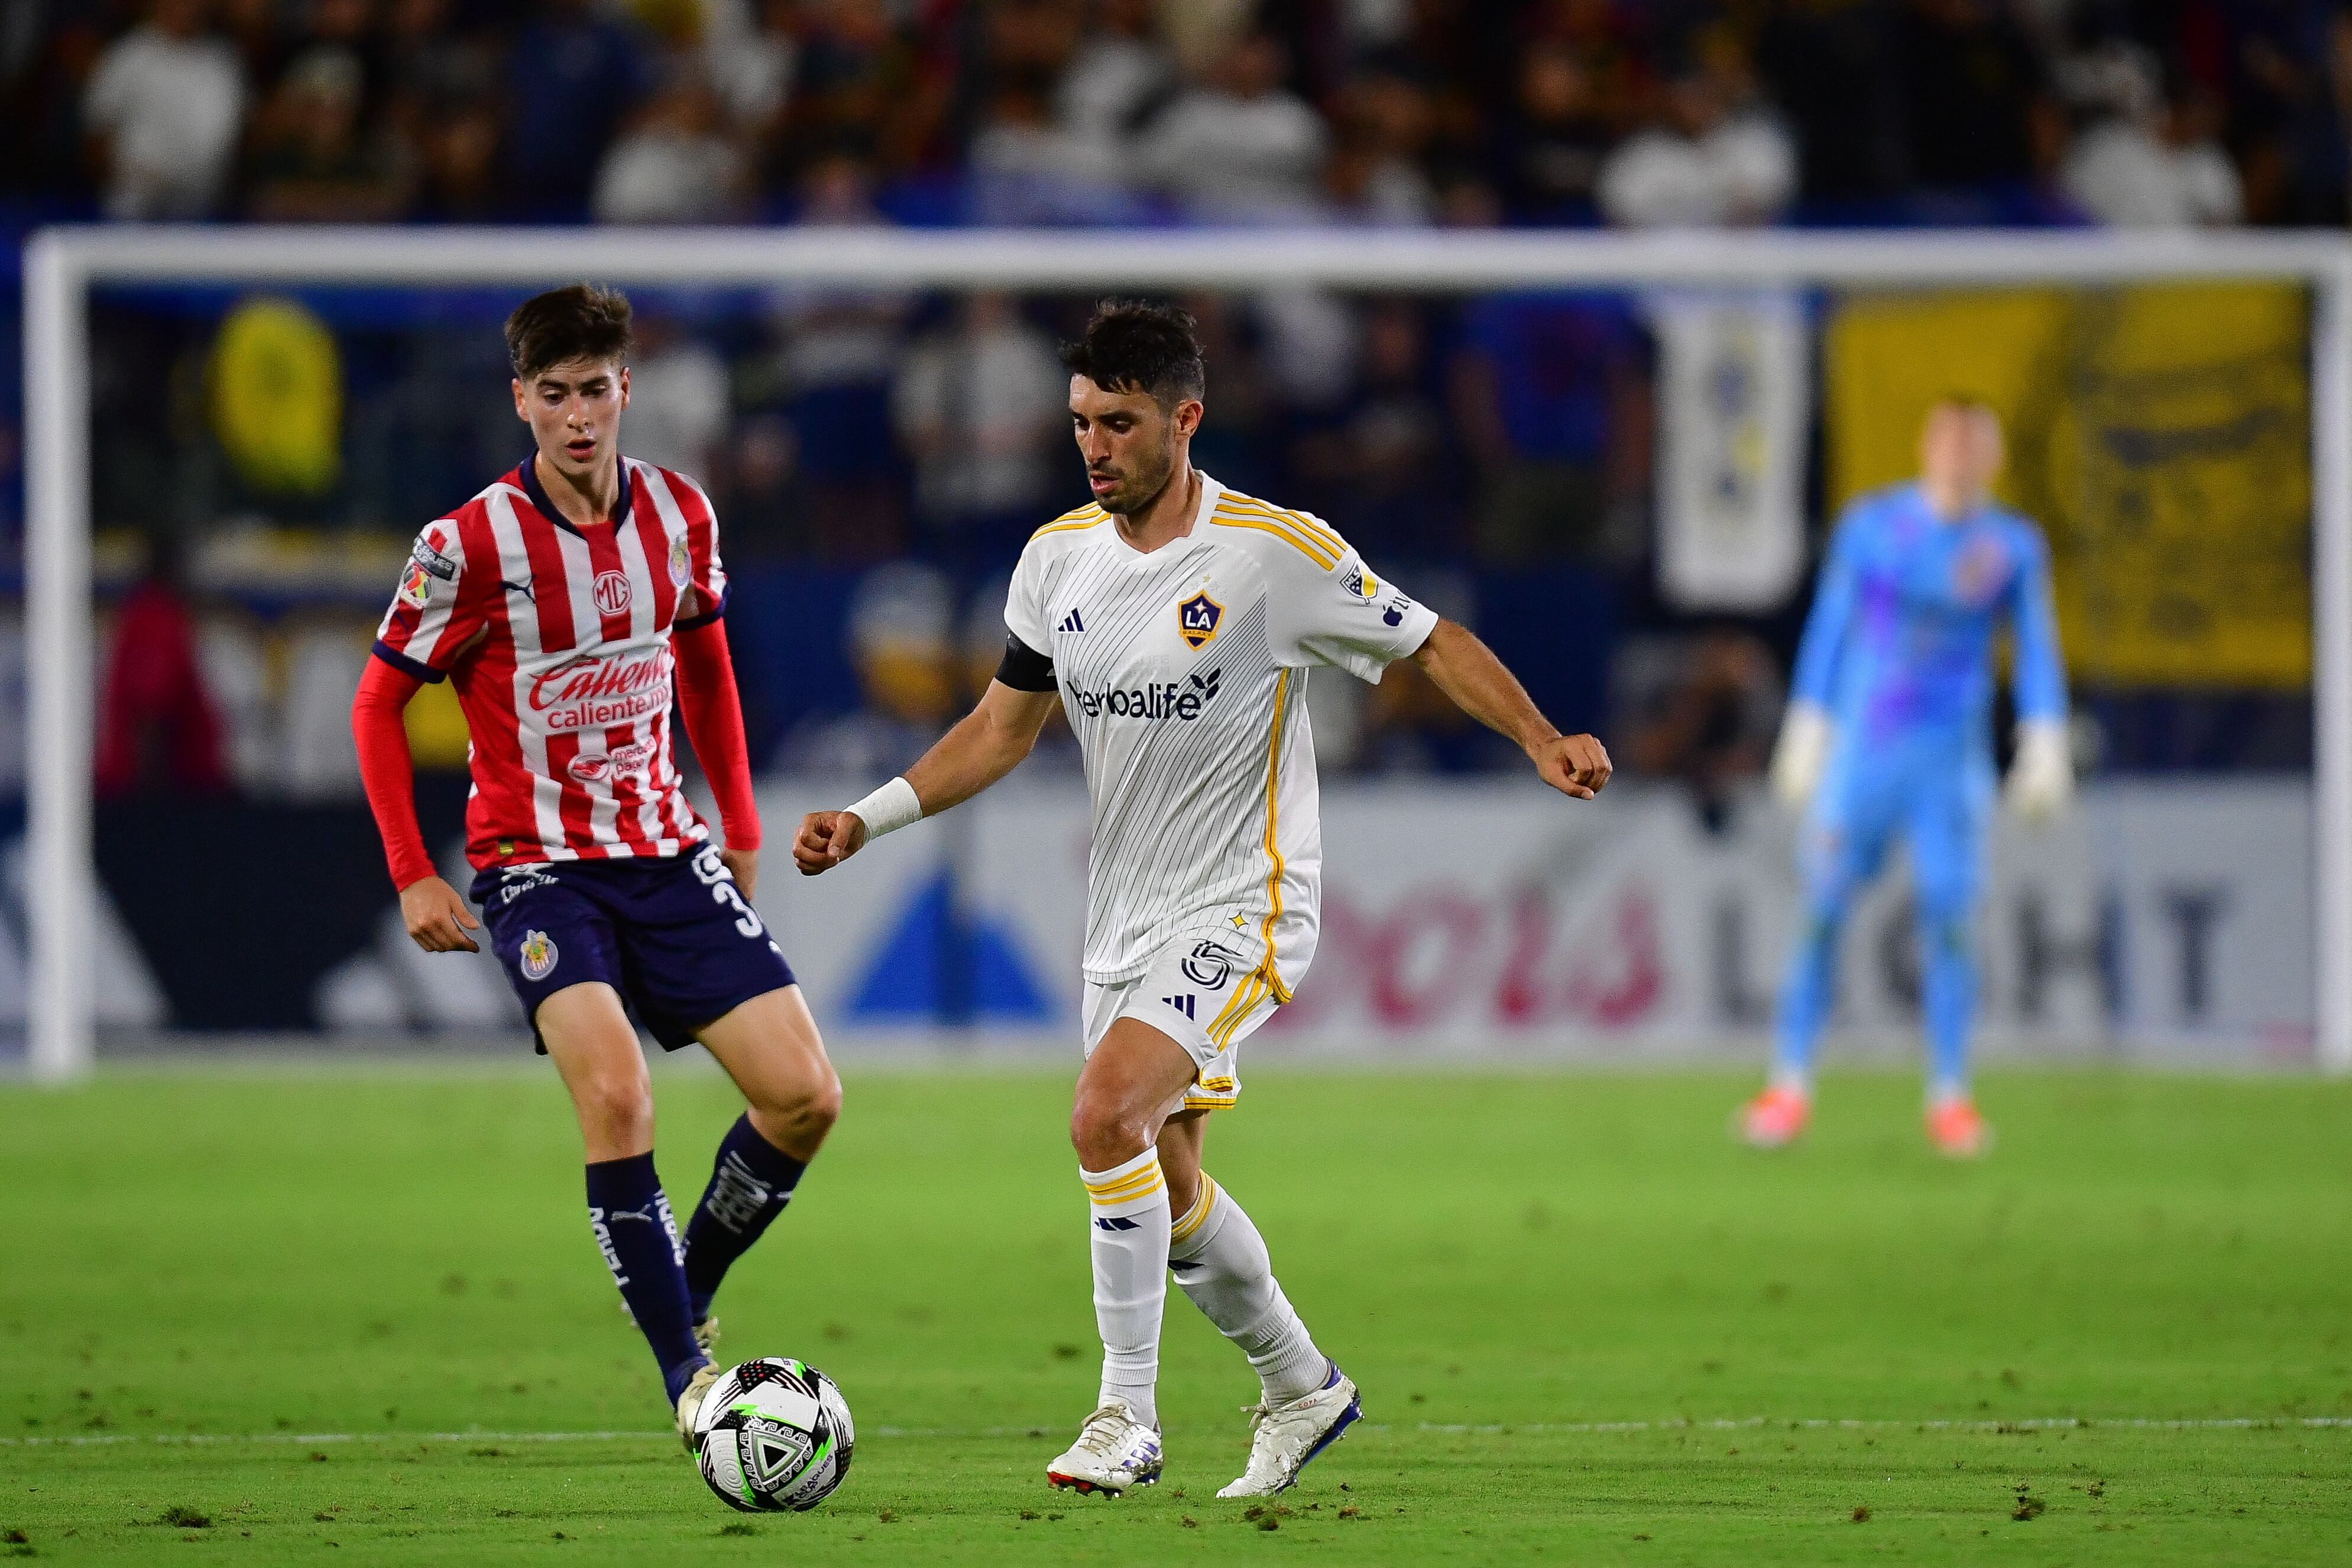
xmin=2 ymin=1064 xmax=2348 ymax=1565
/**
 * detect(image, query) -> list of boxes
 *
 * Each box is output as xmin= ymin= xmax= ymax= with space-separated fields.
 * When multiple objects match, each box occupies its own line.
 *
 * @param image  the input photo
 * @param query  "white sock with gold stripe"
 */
xmin=1081 ymin=1148 xmax=1170 ymax=1428
xmin=1167 ymin=1174 xmax=1329 ymax=1406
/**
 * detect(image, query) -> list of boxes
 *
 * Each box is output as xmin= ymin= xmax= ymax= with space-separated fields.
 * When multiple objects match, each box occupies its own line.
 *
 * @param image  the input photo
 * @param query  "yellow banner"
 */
xmin=209 ymin=296 xmax=344 ymax=498
xmin=1825 ymin=285 xmax=2311 ymax=688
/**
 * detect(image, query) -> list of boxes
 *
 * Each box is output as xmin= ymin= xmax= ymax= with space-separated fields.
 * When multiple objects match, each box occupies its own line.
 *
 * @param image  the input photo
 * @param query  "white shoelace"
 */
xmin=1070 ymin=1405 xmax=1140 ymax=1462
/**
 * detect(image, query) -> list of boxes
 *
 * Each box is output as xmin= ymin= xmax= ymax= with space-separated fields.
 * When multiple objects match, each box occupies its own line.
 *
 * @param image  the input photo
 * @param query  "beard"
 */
xmin=1102 ymin=437 xmax=1177 ymax=516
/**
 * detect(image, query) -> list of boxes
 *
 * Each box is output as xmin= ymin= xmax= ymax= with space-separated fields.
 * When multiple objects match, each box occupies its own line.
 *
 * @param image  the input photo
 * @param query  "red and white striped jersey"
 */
xmin=372 ymin=455 xmax=729 ymax=870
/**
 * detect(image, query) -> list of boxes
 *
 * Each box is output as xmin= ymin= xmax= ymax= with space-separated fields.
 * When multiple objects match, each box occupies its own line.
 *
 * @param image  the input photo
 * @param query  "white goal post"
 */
xmin=23 ymin=225 xmax=2352 ymax=1080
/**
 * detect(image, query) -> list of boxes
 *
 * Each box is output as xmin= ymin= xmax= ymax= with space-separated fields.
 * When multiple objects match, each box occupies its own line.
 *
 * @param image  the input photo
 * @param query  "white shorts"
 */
xmin=1082 ymin=931 xmax=1289 ymax=1113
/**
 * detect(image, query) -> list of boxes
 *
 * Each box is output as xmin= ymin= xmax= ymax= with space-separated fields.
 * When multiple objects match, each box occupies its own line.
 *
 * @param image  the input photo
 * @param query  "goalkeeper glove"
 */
xmin=2004 ymin=717 xmax=2074 ymax=821
xmin=1769 ymin=702 xmax=1833 ymax=808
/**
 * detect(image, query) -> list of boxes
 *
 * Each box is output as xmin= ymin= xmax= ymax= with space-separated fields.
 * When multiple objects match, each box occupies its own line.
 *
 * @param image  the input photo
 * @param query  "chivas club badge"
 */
xmin=519 ymin=929 xmax=559 ymax=981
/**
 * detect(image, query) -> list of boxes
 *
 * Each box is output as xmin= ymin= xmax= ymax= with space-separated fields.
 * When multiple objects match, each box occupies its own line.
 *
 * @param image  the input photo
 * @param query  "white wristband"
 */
xmin=845 ymin=776 xmax=923 ymax=840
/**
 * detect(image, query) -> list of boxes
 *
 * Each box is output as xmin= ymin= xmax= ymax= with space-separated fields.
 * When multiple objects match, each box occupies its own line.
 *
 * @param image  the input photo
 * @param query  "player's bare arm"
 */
xmin=1413 ymin=617 xmax=1612 ymax=799
xmin=400 ymin=874 xmax=481 ymax=953
xmin=793 ymin=681 xmax=1060 ymax=875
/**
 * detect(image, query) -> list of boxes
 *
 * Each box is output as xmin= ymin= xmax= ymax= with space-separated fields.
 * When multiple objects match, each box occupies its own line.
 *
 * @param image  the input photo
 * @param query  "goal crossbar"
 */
xmin=24 ymin=224 xmax=2352 ymax=1078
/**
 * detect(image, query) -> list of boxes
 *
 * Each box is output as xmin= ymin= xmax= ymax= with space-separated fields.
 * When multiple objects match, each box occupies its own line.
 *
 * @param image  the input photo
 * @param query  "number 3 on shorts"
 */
xmin=691 ymin=844 xmax=766 ymax=939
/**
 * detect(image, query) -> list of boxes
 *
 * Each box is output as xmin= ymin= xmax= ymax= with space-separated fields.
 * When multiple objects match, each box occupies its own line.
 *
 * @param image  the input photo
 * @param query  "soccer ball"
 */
xmin=689 ymin=1358 xmax=856 ymax=1512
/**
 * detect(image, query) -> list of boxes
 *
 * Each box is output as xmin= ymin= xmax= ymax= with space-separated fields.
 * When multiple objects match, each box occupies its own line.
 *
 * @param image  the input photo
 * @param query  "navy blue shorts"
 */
xmin=471 ymin=844 xmax=796 ymax=1054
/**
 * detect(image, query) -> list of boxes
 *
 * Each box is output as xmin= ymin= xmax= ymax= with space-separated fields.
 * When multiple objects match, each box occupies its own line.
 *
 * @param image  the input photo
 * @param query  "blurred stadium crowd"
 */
xmin=0 ymin=0 xmax=2334 ymax=817
xmin=7 ymin=0 xmax=2348 ymax=229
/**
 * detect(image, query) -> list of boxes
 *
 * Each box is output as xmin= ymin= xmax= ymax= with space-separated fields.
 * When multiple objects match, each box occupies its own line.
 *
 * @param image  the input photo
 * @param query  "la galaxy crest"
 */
xmin=1177 ymin=590 xmax=1223 ymax=650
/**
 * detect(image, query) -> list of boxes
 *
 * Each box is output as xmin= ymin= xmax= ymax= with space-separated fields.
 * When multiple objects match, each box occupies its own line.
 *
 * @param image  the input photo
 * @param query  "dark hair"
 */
xmin=505 ymin=284 xmax=634 ymax=380
xmin=1060 ymin=299 xmax=1206 ymax=408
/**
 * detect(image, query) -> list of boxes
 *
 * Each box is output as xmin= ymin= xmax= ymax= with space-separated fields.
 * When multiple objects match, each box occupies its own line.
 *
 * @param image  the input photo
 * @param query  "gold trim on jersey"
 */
xmin=1209 ymin=500 xmax=1339 ymax=569
xmin=1222 ymin=490 xmax=1346 ymax=553
xmin=1031 ymin=503 xmax=1106 ymax=540
xmin=1254 ymin=670 xmax=1296 ymax=1005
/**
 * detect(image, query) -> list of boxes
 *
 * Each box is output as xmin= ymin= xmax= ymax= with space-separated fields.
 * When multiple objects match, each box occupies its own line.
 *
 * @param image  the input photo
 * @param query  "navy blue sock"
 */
xmin=584 ymin=1154 xmax=707 ymax=1405
xmin=683 ymin=1115 xmax=809 ymax=1323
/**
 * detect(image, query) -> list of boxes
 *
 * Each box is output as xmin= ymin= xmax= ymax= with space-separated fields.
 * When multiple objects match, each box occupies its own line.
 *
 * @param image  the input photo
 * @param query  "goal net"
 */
xmin=18 ymin=227 xmax=2350 ymax=1078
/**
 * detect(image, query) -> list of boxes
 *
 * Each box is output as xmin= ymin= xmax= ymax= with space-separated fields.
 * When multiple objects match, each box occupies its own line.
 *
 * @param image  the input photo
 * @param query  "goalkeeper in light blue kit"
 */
xmin=1739 ymin=400 xmax=2073 ymax=1157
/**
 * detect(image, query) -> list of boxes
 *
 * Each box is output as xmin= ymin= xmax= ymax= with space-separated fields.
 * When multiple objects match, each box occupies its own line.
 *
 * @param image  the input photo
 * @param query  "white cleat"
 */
xmin=1216 ymin=1363 xmax=1363 ymax=1498
xmin=692 ymin=1316 xmax=721 ymax=1356
xmin=675 ymin=1362 xmax=721 ymax=1453
xmin=1044 ymin=1401 xmax=1164 ymax=1496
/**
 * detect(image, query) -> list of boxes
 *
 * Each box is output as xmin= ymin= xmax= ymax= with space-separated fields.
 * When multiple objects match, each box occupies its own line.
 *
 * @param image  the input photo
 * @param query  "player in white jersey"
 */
xmin=795 ymin=302 xmax=1611 ymax=1498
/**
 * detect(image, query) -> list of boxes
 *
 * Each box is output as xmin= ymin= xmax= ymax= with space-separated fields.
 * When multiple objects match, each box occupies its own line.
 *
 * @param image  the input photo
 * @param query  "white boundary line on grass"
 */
xmin=1414 ymin=1417 xmax=2352 ymax=1435
xmin=4 ymin=1416 xmax=2347 ymax=1450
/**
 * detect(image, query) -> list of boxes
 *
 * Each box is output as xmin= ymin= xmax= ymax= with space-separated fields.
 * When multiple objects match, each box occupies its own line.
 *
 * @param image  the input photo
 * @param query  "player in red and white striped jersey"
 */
xmin=351 ymin=286 xmax=840 ymax=1446
xmin=372 ymin=439 xmax=725 ymax=864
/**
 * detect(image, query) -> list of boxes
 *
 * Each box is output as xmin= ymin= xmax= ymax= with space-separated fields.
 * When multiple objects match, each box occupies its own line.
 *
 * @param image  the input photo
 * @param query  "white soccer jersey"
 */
xmin=1005 ymin=474 xmax=1440 ymax=989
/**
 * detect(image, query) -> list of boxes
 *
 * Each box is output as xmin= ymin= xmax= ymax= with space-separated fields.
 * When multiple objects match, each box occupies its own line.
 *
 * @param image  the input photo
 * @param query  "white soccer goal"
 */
xmin=23 ymin=225 xmax=2352 ymax=1080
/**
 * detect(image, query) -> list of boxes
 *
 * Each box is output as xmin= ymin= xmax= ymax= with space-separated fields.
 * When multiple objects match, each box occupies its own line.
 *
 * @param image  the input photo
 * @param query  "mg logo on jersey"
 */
xmin=592 ymin=569 xmax=633 ymax=617
xmin=1177 ymin=590 xmax=1223 ymax=650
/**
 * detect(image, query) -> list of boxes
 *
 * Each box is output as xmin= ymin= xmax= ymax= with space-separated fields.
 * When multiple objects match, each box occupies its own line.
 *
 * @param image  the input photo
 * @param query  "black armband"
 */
xmin=995 ymin=632 xmax=1058 ymax=692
